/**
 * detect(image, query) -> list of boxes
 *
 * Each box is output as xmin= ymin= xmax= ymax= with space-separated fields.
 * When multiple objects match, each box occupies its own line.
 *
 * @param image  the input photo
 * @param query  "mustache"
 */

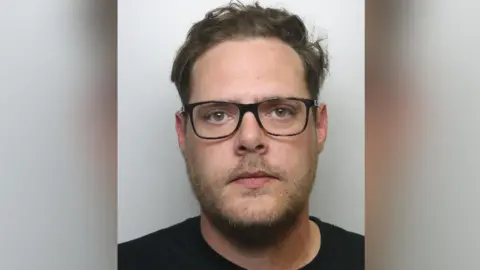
xmin=227 ymin=156 xmax=284 ymax=183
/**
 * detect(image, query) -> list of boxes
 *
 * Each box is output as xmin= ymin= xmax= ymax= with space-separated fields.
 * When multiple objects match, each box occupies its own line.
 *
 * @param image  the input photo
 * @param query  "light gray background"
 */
xmin=118 ymin=0 xmax=364 ymax=243
xmin=0 ymin=1 xmax=116 ymax=269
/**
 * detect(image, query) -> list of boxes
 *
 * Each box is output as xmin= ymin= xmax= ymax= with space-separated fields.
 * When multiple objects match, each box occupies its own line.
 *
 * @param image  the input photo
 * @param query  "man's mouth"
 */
xmin=229 ymin=171 xmax=277 ymax=188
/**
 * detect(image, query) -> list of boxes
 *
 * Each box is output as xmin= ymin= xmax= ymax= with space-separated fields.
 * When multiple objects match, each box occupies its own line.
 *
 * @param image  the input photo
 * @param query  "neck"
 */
xmin=200 ymin=206 xmax=321 ymax=270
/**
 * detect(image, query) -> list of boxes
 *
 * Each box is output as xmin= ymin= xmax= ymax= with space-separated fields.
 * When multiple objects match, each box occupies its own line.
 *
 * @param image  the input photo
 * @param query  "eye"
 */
xmin=272 ymin=107 xmax=295 ymax=118
xmin=205 ymin=111 xmax=229 ymax=123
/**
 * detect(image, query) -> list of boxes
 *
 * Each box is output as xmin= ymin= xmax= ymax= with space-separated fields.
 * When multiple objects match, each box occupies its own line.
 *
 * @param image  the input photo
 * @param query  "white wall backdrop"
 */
xmin=1 ymin=1 xmax=116 ymax=269
xmin=118 ymin=0 xmax=364 ymax=243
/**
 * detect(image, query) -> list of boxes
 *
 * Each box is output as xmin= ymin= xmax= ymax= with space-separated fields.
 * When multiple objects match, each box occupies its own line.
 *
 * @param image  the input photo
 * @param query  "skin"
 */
xmin=175 ymin=37 xmax=328 ymax=270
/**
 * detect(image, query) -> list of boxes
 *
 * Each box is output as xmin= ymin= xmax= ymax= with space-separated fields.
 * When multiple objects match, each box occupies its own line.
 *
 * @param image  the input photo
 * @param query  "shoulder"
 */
xmin=313 ymin=216 xmax=364 ymax=248
xmin=118 ymin=216 xmax=200 ymax=270
xmin=310 ymin=216 xmax=364 ymax=268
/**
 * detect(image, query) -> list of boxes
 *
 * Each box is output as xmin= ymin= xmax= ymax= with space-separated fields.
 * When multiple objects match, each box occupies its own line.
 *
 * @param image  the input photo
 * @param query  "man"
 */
xmin=118 ymin=1 xmax=364 ymax=269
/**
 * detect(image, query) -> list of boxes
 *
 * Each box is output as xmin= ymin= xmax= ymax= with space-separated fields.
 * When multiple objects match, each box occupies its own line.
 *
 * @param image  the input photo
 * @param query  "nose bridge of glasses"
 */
xmin=237 ymin=102 xmax=263 ymax=126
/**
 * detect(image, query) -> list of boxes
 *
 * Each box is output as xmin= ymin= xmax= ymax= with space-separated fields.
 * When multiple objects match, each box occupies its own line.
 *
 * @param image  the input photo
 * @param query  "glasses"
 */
xmin=180 ymin=97 xmax=319 ymax=139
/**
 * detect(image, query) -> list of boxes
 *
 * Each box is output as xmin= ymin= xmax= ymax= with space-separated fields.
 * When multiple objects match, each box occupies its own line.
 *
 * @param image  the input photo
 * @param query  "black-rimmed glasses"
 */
xmin=180 ymin=97 xmax=319 ymax=140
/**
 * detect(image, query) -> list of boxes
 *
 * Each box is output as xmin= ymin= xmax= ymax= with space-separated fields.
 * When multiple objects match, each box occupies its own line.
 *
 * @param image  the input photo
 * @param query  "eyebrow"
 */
xmin=223 ymin=95 xmax=289 ymax=103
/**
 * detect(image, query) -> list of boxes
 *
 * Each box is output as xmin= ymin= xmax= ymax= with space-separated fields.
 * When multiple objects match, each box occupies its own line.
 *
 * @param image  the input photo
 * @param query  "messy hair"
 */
xmin=170 ymin=1 xmax=329 ymax=105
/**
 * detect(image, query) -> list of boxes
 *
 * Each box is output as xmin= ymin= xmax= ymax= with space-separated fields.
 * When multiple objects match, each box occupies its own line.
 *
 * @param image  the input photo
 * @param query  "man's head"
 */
xmin=171 ymin=1 xmax=328 ymax=247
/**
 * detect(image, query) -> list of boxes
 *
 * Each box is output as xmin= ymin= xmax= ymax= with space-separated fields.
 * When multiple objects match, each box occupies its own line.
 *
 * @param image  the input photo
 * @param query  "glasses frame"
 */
xmin=180 ymin=97 xmax=319 ymax=140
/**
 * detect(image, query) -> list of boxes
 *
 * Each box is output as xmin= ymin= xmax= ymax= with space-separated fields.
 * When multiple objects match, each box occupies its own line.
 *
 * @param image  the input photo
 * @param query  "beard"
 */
xmin=184 ymin=152 xmax=318 ymax=251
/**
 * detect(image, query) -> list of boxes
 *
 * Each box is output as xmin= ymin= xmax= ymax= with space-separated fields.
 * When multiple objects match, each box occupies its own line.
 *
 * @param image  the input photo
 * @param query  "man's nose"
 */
xmin=234 ymin=112 xmax=268 ymax=155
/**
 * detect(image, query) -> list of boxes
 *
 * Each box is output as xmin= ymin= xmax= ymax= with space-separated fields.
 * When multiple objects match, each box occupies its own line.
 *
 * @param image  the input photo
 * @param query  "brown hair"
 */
xmin=170 ymin=1 xmax=329 ymax=105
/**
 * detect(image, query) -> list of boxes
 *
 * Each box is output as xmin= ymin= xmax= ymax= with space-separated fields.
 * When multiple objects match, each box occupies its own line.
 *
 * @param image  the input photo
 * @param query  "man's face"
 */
xmin=175 ymin=38 xmax=327 ymax=227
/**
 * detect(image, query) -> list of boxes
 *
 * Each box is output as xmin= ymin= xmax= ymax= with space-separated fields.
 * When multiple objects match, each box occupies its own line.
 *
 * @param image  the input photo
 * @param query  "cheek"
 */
xmin=186 ymin=140 xmax=235 ymax=175
xmin=268 ymin=135 xmax=316 ymax=172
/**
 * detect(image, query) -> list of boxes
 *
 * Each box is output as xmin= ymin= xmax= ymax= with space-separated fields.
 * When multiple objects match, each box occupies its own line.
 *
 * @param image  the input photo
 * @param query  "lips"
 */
xmin=229 ymin=171 xmax=278 ymax=188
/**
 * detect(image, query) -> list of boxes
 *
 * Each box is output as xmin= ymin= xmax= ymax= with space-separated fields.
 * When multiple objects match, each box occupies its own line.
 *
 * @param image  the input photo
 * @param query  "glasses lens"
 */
xmin=258 ymin=99 xmax=308 ymax=135
xmin=192 ymin=102 xmax=240 ymax=138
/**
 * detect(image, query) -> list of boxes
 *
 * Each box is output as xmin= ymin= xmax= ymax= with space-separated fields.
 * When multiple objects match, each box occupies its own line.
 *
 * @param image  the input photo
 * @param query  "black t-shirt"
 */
xmin=118 ymin=216 xmax=364 ymax=270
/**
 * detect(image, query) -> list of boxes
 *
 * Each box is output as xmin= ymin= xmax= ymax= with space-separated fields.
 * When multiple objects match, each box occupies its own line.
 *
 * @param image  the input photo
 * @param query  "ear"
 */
xmin=175 ymin=111 xmax=186 ymax=153
xmin=315 ymin=103 xmax=328 ymax=154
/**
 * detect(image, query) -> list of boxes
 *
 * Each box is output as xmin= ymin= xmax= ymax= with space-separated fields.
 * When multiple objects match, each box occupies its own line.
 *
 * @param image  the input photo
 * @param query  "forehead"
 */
xmin=190 ymin=38 xmax=309 ymax=103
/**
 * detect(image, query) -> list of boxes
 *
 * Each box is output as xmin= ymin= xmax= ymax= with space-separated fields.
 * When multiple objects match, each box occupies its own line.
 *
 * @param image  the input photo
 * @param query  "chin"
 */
xmin=223 ymin=195 xmax=285 ymax=225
